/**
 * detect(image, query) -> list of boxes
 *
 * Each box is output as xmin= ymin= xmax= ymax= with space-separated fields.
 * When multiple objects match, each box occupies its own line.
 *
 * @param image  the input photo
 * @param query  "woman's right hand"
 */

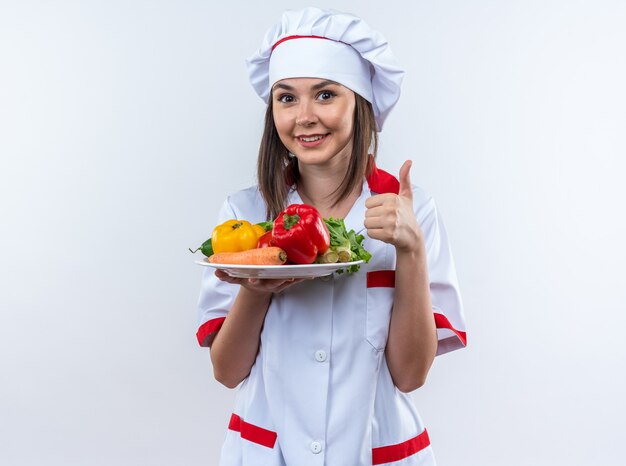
xmin=214 ymin=269 xmax=306 ymax=295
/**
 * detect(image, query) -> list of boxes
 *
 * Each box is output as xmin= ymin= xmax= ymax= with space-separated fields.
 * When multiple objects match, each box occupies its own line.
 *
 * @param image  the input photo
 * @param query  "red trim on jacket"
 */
xmin=366 ymin=270 xmax=467 ymax=347
xmin=434 ymin=312 xmax=467 ymax=346
xmin=228 ymin=414 xmax=277 ymax=449
xmin=196 ymin=317 xmax=226 ymax=347
xmin=372 ymin=429 xmax=431 ymax=464
xmin=367 ymin=270 xmax=396 ymax=288
xmin=366 ymin=159 xmax=400 ymax=195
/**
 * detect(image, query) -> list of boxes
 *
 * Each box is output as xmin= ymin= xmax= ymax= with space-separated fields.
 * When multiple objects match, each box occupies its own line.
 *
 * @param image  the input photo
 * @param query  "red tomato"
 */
xmin=256 ymin=231 xmax=275 ymax=248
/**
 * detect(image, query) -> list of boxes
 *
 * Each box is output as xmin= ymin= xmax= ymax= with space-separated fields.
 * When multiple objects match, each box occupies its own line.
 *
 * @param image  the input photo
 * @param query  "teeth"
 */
xmin=301 ymin=135 xmax=323 ymax=142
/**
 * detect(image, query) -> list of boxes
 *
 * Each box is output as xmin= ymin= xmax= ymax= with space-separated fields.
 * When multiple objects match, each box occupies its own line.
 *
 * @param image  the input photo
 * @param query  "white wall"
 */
xmin=1 ymin=1 xmax=625 ymax=465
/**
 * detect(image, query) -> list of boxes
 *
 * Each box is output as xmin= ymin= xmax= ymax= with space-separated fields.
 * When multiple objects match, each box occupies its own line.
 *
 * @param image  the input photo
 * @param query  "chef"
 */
xmin=196 ymin=7 xmax=467 ymax=465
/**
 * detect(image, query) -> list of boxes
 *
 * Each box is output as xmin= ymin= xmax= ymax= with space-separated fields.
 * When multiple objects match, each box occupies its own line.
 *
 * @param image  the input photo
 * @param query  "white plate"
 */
xmin=195 ymin=259 xmax=364 ymax=279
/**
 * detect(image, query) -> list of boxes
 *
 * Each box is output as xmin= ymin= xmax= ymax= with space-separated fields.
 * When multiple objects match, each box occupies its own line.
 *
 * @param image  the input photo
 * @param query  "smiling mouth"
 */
xmin=297 ymin=134 xmax=328 ymax=143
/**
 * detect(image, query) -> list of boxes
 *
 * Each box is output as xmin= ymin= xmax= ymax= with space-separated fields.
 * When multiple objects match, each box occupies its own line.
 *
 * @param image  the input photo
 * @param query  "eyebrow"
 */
xmin=272 ymin=79 xmax=340 ymax=92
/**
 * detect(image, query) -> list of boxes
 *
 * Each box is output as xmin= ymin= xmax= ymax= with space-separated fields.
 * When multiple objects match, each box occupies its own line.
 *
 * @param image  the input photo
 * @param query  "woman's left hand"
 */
xmin=364 ymin=160 xmax=423 ymax=253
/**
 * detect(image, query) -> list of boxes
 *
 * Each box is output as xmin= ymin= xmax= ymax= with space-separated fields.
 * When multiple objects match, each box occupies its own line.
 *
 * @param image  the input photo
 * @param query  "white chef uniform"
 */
xmin=196 ymin=161 xmax=467 ymax=465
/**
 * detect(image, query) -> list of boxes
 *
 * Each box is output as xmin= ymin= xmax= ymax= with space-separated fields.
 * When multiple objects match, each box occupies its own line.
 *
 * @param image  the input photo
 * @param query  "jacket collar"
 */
xmin=366 ymin=157 xmax=399 ymax=195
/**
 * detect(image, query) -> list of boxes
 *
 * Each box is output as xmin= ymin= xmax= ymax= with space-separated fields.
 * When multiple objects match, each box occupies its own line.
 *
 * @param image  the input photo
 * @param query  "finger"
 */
xmin=274 ymin=278 xmax=305 ymax=293
xmin=365 ymin=193 xmax=394 ymax=208
xmin=363 ymin=216 xmax=388 ymax=230
xmin=249 ymin=277 xmax=290 ymax=288
xmin=398 ymin=160 xmax=413 ymax=200
xmin=366 ymin=227 xmax=392 ymax=244
xmin=364 ymin=205 xmax=389 ymax=218
xmin=215 ymin=271 xmax=243 ymax=285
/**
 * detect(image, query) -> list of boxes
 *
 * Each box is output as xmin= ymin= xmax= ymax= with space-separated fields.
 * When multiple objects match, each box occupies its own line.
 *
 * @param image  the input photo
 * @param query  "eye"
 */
xmin=277 ymin=94 xmax=295 ymax=103
xmin=317 ymin=90 xmax=335 ymax=101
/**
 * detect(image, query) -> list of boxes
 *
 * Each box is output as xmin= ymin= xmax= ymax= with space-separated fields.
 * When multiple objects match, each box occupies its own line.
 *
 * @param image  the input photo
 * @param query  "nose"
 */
xmin=295 ymin=100 xmax=318 ymax=127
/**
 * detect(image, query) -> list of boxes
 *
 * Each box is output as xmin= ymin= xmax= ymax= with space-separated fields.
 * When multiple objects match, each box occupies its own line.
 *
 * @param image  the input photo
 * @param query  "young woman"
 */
xmin=196 ymin=7 xmax=467 ymax=465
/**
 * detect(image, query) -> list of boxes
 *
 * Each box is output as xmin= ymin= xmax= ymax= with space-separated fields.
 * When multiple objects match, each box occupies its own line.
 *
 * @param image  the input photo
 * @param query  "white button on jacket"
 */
xmin=196 ymin=163 xmax=467 ymax=466
xmin=310 ymin=441 xmax=323 ymax=454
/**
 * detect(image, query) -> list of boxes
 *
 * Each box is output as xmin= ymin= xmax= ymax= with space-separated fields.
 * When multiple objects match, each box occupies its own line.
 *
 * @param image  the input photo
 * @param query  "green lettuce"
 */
xmin=321 ymin=217 xmax=372 ymax=273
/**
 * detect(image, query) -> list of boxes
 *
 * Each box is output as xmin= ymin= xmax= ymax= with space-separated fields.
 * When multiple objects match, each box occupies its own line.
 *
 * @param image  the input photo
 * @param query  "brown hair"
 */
xmin=257 ymin=93 xmax=378 ymax=221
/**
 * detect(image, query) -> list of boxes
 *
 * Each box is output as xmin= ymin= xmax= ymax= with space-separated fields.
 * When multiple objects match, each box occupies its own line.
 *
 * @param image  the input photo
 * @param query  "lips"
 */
xmin=300 ymin=135 xmax=323 ymax=142
xmin=296 ymin=133 xmax=328 ymax=148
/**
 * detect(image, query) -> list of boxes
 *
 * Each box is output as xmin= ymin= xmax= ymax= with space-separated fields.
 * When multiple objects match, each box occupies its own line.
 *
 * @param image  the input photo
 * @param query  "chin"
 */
xmin=293 ymin=153 xmax=337 ymax=166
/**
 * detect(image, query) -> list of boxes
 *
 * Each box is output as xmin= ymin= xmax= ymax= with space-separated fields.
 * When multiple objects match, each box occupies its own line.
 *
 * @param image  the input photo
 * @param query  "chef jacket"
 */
xmin=196 ymin=163 xmax=467 ymax=465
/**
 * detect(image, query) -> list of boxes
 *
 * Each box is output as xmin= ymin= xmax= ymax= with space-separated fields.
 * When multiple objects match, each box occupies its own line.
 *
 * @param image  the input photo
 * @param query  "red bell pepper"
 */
xmin=272 ymin=204 xmax=330 ymax=264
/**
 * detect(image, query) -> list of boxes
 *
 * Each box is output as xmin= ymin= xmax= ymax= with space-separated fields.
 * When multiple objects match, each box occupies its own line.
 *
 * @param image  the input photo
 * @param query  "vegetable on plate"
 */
xmin=212 ymin=219 xmax=265 ymax=254
xmin=190 ymin=220 xmax=269 ymax=256
xmin=189 ymin=204 xmax=371 ymax=273
xmin=256 ymin=230 xmax=275 ymax=248
xmin=272 ymin=204 xmax=330 ymax=264
xmin=208 ymin=247 xmax=288 ymax=265
xmin=318 ymin=217 xmax=371 ymax=273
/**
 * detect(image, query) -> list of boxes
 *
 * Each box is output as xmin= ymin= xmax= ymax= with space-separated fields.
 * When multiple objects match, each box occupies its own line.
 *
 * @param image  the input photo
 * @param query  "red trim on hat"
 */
xmin=372 ymin=428 xmax=431 ymax=464
xmin=434 ymin=312 xmax=467 ymax=346
xmin=366 ymin=158 xmax=400 ymax=194
xmin=271 ymin=35 xmax=332 ymax=52
xmin=196 ymin=317 xmax=226 ymax=347
xmin=228 ymin=413 xmax=277 ymax=449
xmin=367 ymin=270 xmax=395 ymax=288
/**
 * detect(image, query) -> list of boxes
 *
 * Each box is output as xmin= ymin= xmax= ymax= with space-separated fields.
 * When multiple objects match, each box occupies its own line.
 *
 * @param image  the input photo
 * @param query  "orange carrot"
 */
xmin=208 ymin=247 xmax=288 ymax=265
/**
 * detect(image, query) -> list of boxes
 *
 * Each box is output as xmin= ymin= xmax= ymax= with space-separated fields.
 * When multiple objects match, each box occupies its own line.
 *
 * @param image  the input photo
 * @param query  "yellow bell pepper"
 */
xmin=211 ymin=220 xmax=266 ymax=254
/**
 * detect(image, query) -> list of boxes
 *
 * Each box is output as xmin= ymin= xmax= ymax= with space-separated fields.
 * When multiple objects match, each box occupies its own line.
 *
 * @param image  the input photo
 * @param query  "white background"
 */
xmin=1 ymin=1 xmax=625 ymax=465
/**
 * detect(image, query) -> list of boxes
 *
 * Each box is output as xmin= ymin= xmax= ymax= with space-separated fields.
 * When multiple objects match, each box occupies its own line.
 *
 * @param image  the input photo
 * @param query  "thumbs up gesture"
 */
xmin=364 ymin=160 xmax=423 ymax=253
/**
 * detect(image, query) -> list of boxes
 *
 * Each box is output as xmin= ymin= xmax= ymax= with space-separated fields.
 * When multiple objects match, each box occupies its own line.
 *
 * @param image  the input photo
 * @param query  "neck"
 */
xmin=295 ymin=146 xmax=363 ymax=218
xmin=297 ymin=175 xmax=362 ymax=219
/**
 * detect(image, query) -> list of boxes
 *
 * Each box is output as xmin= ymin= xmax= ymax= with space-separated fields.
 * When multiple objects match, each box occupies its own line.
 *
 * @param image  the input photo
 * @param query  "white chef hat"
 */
xmin=246 ymin=7 xmax=405 ymax=131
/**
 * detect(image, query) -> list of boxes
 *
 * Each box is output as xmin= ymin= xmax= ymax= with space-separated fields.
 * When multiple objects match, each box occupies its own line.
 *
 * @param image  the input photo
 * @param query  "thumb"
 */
xmin=398 ymin=160 xmax=413 ymax=200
